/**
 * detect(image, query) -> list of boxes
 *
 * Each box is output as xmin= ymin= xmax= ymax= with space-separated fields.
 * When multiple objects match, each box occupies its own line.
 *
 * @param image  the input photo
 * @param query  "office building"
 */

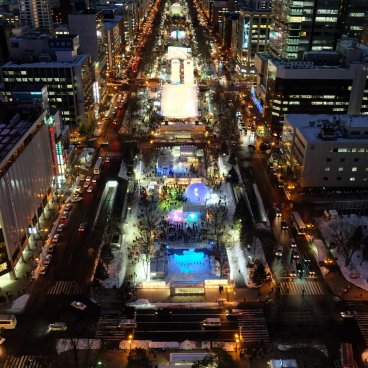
xmin=268 ymin=0 xmax=340 ymax=60
xmin=337 ymin=0 xmax=368 ymax=41
xmin=236 ymin=0 xmax=271 ymax=68
xmin=254 ymin=43 xmax=368 ymax=131
xmin=18 ymin=0 xmax=54 ymax=33
xmin=104 ymin=16 xmax=123 ymax=78
xmin=1 ymin=35 xmax=95 ymax=126
xmin=282 ymin=114 xmax=368 ymax=189
xmin=0 ymin=102 xmax=54 ymax=277
xmin=68 ymin=10 xmax=107 ymax=103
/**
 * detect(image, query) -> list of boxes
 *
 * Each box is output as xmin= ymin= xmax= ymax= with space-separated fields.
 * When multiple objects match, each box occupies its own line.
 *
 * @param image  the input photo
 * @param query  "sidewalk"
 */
xmin=0 ymin=200 xmax=60 ymax=312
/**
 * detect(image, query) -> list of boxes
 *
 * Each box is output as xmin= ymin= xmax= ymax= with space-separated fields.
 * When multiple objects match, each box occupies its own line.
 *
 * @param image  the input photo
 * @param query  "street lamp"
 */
xmin=128 ymin=334 xmax=133 ymax=350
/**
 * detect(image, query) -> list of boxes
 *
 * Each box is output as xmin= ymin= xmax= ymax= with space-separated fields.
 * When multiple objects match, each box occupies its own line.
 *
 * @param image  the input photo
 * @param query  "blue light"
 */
xmin=187 ymin=212 xmax=198 ymax=222
xmin=251 ymin=86 xmax=263 ymax=114
xmin=172 ymin=249 xmax=206 ymax=273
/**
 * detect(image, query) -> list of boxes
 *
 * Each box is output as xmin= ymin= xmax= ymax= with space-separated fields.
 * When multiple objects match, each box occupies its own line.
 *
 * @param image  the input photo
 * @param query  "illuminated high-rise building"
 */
xmin=268 ymin=0 xmax=340 ymax=60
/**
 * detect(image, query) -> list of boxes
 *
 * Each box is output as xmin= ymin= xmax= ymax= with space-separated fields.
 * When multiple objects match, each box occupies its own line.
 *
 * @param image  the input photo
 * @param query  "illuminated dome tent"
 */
xmin=184 ymin=182 xmax=209 ymax=204
xmin=170 ymin=2 xmax=182 ymax=15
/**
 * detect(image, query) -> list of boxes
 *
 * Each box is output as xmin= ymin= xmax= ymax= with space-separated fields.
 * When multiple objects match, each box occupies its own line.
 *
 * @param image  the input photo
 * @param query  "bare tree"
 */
xmin=135 ymin=197 xmax=163 ymax=279
xmin=206 ymin=205 xmax=232 ymax=276
xmin=325 ymin=219 xmax=364 ymax=267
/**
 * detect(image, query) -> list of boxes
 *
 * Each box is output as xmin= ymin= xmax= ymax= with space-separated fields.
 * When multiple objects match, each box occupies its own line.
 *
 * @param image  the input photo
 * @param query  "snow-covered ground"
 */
xmin=127 ymin=299 xmax=238 ymax=309
xmin=56 ymin=339 xmax=101 ymax=354
xmin=7 ymin=294 xmax=30 ymax=314
xmin=317 ymin=215 xmax=368 ymax=291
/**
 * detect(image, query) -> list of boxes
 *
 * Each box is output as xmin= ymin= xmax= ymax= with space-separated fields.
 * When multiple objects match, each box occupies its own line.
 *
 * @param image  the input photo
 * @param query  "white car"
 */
xmin=92 ymin=176 xmax=98 ymax=183
xmin=71 ymin=196 xmax=83 ymax=203
xmin=48 ymin=244 xmax=55 ymax=253
xmin=71 ymin=301 xmax=87 ymax=311
xmin=275 ymin=245 xmax=283 ymax=257
xmin=83 ymin=182 xmax=89 ymax=188
xmin=87 ymin=186 xmax=93 ymax=193
xmin=49 ymin=322 xmax=67 ymax=331
xmin=52 ymin=234 xmax=60 ymax=243
xmin=105 ymin=157 xmax=110 ymax=163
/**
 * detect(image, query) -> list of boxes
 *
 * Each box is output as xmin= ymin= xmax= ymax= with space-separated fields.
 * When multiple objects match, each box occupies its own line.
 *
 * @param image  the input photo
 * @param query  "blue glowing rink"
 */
xmin=167 ymin=248 xmax=211 ymax=280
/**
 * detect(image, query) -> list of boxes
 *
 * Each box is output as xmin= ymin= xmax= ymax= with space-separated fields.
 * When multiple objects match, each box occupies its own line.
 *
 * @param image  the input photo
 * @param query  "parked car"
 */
xmin=65 ymin=203 xmax=73 ymax=211
xmin=48 ymin=244 xmax=55 ymax=253
xmin=57 ymin=224 xmax=65 ymax=232
xmin=43 ymin=254 xmax=52 ymax=265
xmin=52 ymin=234 xmax=60 ymax=243
xmin=87 ymin=186 xmax=93 ymax=193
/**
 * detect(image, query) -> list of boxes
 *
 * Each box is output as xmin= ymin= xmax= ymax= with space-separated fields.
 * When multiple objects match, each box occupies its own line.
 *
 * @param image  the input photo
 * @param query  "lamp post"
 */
xmin=128 ymin=334 xmax=133 ymax=351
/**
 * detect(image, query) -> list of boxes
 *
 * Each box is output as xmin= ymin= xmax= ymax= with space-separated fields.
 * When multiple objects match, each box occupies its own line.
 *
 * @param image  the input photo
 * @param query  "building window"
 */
xmin=338 ymin=167 xmax=344 ymax=171
xmin=340 ymin=158 xmax=345 ymax=162
xmin=354 ymin=158 xmax=359 ymax=162
xmin=350 ymin=177 xmax=355 ymax=181
xmin=352 ymin=167 xmax=357 ymax=172
xmin=325 ymin=167 xmax=330 ymax=171
xmin=323 ymin=177 xmax=328 ymax=181
xmin=337 ymin=177 xmax=342 ymax=181
xmin=326 ymin=158 xmax=331 ymax=162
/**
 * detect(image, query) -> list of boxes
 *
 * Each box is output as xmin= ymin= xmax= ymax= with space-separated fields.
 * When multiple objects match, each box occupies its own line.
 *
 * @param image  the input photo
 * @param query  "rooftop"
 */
xmin=285 ymin=114 xmax=368 ymax=143
xmin=2 ymin=54 xmax=89 ymax=68
xmin=0 ymin=102 xmax=46 ymax=164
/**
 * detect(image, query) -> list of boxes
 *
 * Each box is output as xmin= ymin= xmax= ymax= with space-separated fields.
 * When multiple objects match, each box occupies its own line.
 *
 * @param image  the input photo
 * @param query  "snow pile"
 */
xmin=317 ymin=215 xmax=368 ymax=291
xmin=56 ymin=339 xmax=101 ymax=354
xmin=180 ymin=340 xmax=196 ymax=350
xmin=127 ymin=299 xmax=156 ymax=309
xmin=8 ymin=294 xmax=30 ymax=314
xmin=127 ymin=301 xmax=238 ymax=309
xmin=149 ymin=341 xmax=180 ymax=349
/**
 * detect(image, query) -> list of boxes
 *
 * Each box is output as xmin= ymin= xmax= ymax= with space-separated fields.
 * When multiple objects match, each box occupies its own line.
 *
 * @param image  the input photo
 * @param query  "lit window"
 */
xmin=350 ymin=177 xmax=355 ymax=181
xmin=352 ymin=167 xmax=357 ymax=172
xmin=338 ymin=167 xmax=344 ymax=171
xmin=324 ymin=167 xmax=330 ymax=171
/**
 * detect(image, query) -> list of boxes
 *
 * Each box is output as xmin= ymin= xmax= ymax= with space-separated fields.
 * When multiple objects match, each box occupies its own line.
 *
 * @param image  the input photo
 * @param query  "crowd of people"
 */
xmin=159 ymin=219 xmax=207 ymax=243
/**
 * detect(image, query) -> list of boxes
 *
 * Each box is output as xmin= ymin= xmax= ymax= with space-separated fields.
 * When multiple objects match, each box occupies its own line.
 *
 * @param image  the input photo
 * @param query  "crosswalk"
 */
xmin=347 ymin=302 xmax=368 ymax=346
xmin=238 ymin=308 xmax=270 ymax=344
xmin=47 ymin=281 xmax=89 ymax=295
xmin=95 ymin=313 xmax=126 ymax=341
xmin=279 ymin=280 xmax=324 ymax=295
xmin=4 ymin=355 xmax=48 ymax=368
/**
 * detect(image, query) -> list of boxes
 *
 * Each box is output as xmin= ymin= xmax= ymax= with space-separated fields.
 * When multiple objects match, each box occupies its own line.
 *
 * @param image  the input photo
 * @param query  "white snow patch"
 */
xmin=317 ymin=215 xmax=368 ymax=291
xmin=127 ymin=301 xmax=238 ymax=309
xmin=8 ymin=294 xmax=30 ymax=314
xmin=56 ymin=339 xmax=101 ymax=354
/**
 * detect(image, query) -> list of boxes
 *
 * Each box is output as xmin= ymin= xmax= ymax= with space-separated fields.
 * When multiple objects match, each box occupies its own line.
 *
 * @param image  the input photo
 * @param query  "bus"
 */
xmin=0 ymin=315 xmax=17 ymax=329
xmin=291 ymin=212 xmax=307 ymax=235
xmin=93 ymin=157 xmax=103 ymax=175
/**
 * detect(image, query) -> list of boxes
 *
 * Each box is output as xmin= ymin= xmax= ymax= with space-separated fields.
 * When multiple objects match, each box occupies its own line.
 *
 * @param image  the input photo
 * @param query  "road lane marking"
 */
xmin=67 ymin=253 xmax=73 ymax=265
